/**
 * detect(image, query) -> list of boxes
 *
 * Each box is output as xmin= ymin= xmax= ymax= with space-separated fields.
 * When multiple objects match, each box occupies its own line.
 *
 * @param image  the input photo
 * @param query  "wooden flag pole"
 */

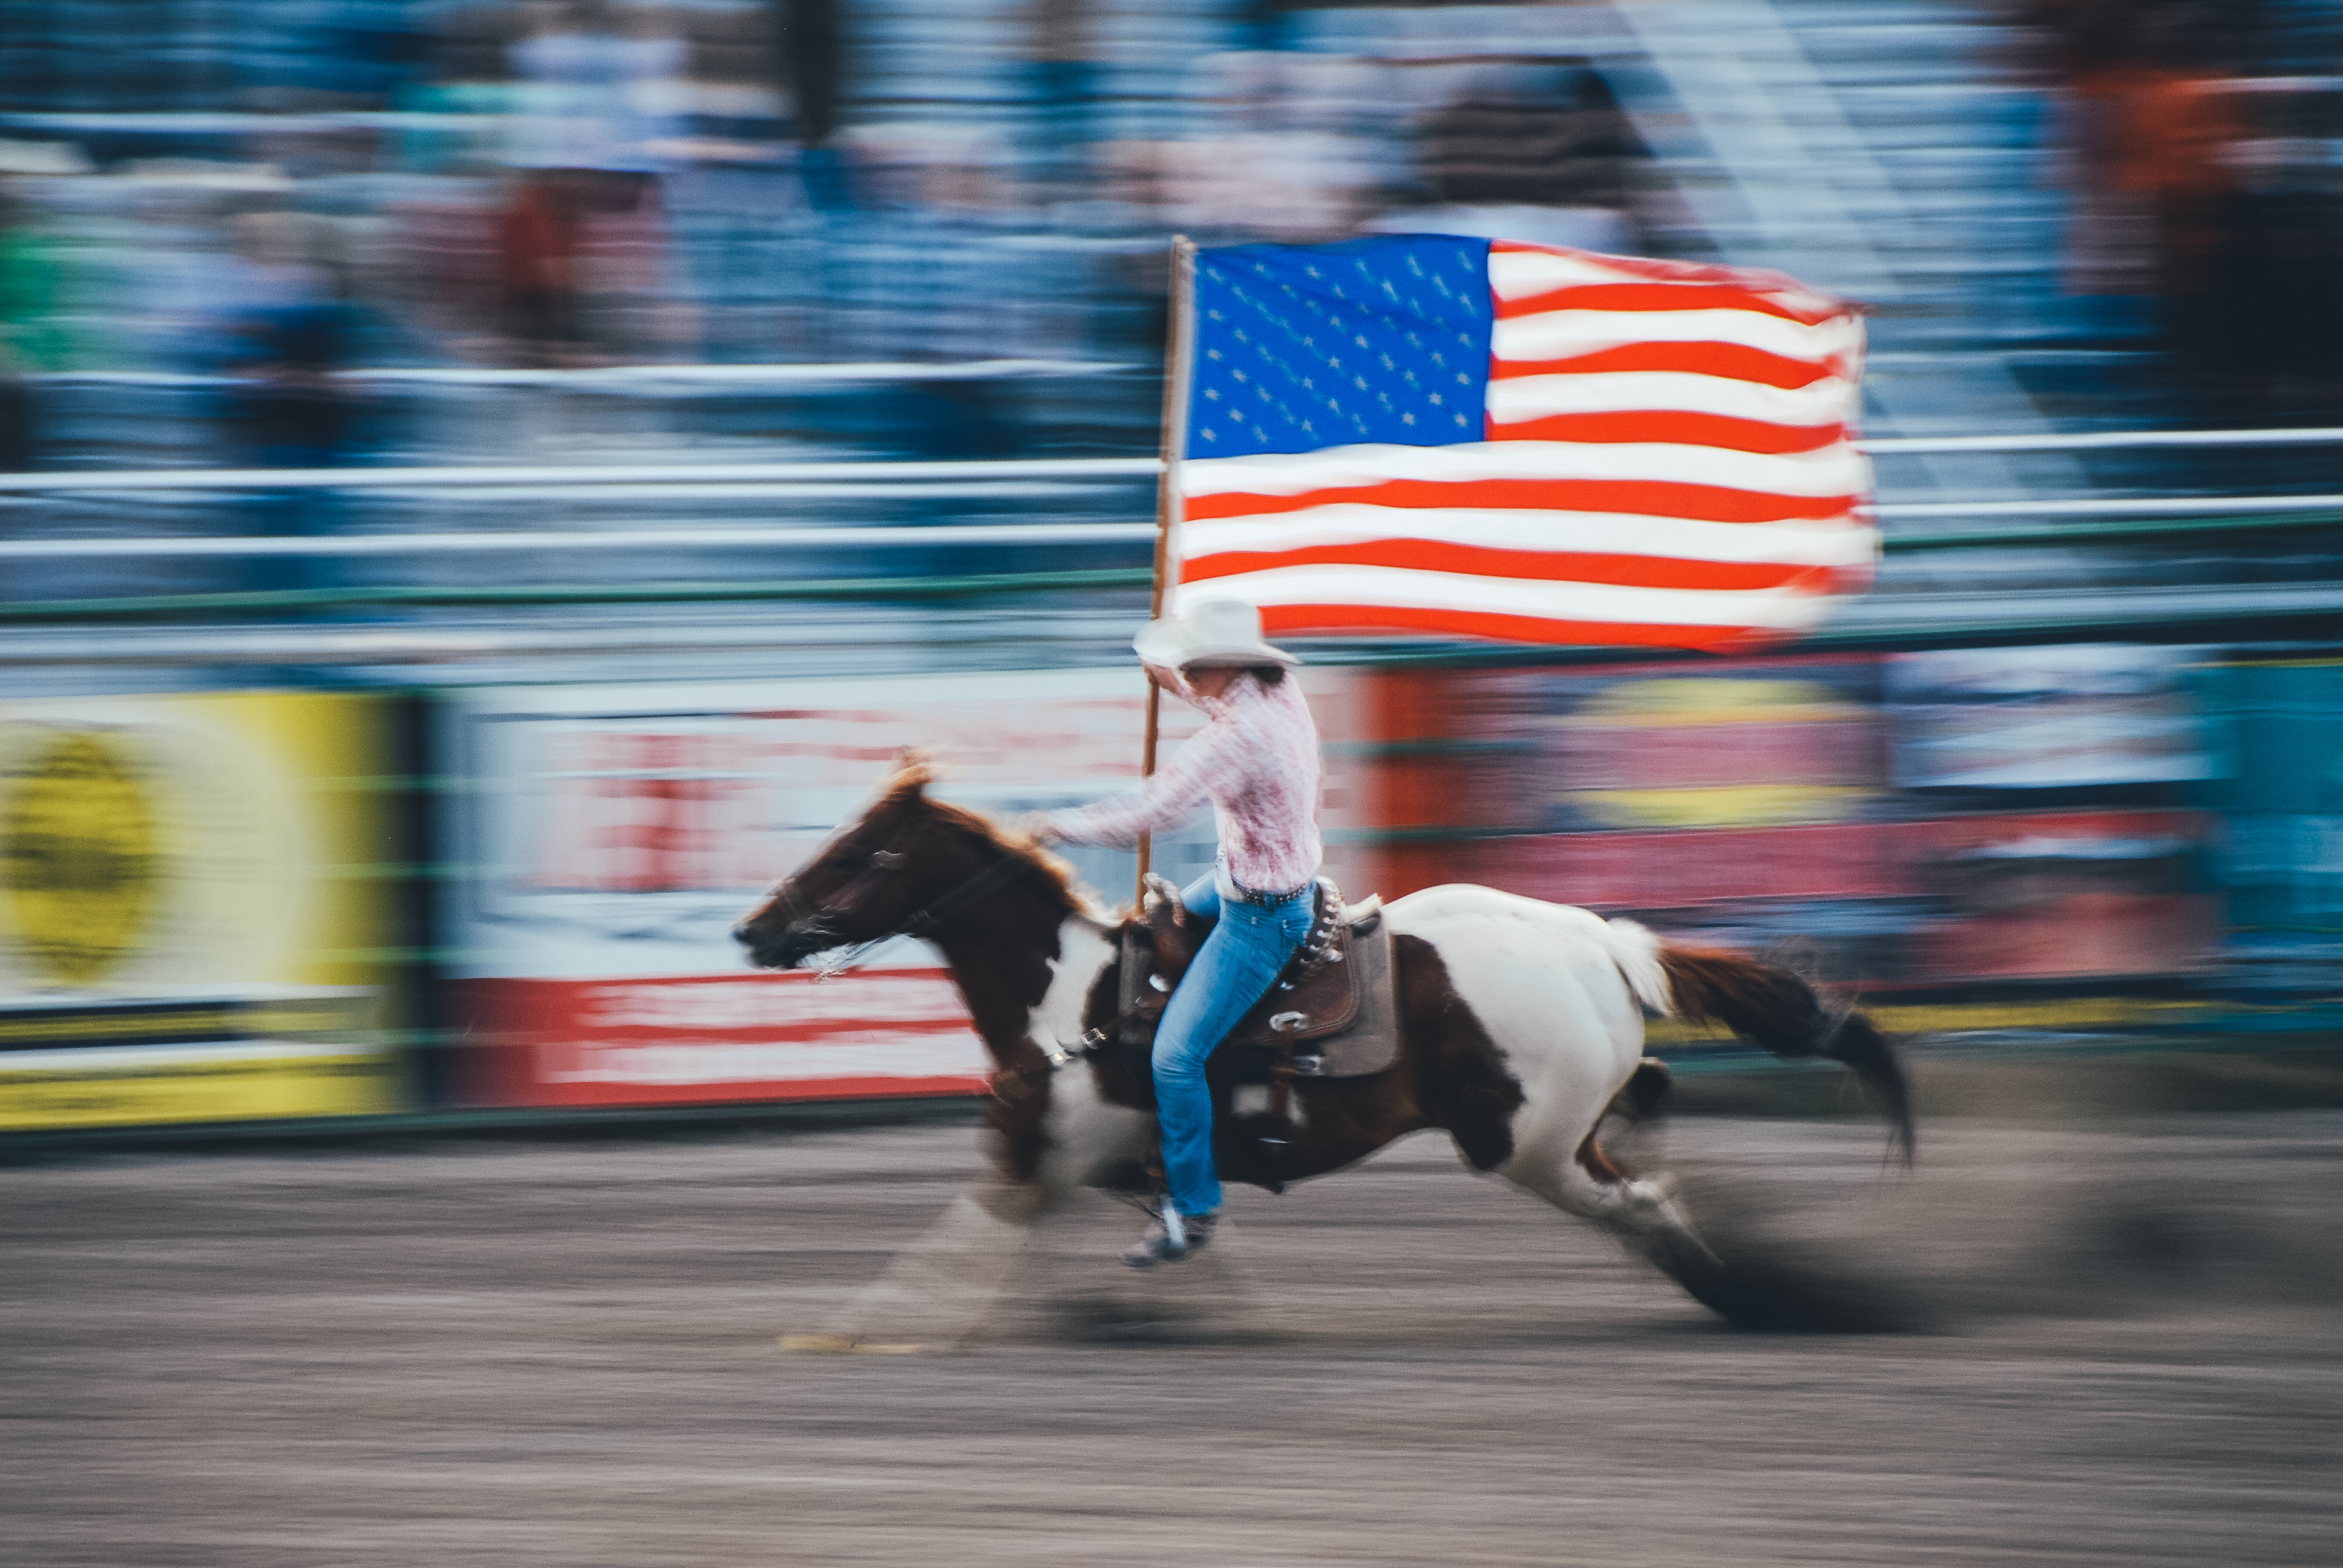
xmin=1135 ymin=234 xmax=1197 ymax=904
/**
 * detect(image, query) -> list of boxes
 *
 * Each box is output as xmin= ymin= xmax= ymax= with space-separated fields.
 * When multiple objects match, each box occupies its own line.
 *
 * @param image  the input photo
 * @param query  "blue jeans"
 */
xmin=1155 ymin=870 xmax=1317 ymax=1217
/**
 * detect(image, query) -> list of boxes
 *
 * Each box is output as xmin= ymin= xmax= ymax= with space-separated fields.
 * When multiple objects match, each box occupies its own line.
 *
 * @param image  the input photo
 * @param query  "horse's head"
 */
xmin=732 ymin=756 xmax=1071 ymax=972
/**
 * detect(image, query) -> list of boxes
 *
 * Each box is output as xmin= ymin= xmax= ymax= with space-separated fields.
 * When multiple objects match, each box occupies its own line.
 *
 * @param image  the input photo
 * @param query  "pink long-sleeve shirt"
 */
xmin=1046 ymin=673 xmax=1323 ymax=895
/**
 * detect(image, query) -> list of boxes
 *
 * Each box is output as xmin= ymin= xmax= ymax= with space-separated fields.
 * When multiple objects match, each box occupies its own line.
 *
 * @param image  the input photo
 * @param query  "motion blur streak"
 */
xmin=0 ymin=5 xmax=2339 ymax=1564
xmin=6 ymin=1107 xmax=2342 ymax=1564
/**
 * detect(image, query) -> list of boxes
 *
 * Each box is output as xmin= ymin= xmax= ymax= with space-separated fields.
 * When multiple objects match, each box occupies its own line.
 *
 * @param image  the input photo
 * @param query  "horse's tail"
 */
xmin=1655 ymin=943 xmax=1916 ymax=1164
xmin=1589 ymin=915 xmax=1674 ymax=1015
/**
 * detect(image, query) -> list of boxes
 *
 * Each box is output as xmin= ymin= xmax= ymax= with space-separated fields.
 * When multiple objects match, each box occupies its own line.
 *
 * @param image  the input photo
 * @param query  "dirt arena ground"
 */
xmin=5 ymin=1102 xmax=2340 ymax=1567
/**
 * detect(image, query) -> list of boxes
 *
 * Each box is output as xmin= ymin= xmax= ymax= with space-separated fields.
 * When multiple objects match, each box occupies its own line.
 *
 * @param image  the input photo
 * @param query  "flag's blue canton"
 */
xmin=1185 ymin=235 xmax=1492 ymax=460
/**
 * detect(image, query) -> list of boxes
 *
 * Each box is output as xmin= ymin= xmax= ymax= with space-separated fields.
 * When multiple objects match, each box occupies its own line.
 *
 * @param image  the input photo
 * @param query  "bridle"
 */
xmin=761 ymin=814 xmax=1114 ymax=1105
xmin=765 ymin=817 xmax=1046 ymax=982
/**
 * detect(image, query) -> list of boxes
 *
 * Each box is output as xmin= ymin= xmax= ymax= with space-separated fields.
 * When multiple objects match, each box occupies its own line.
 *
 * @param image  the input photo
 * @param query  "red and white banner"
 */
xmin=453 ymin=970 xmax=987 ymax=1108
xmin=437 ymin=667 xmax=1372 ymax=1109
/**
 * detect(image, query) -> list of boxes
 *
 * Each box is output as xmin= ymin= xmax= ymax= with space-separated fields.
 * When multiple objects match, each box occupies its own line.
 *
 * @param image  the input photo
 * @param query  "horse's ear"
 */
xmin=883 ymin=747 xmax=936 ymax=800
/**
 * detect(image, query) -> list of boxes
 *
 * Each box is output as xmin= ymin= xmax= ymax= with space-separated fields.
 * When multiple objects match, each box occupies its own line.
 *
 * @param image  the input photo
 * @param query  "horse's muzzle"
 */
xmin=734 ymin=916 xmax=833 ymax=972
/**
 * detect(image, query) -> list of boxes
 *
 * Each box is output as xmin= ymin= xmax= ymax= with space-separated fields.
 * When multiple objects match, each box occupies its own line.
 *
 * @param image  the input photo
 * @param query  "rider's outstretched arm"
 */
xmin=1040 ymin=717 xmax=1234 ymax=848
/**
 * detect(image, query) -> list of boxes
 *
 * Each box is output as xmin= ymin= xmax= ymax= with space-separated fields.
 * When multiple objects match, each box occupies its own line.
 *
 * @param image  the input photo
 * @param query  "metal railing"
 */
xmin=4 ymin=424 xmax=2340 ymax=495
xmin=0 ymin=457 xmax=1161 ymax=494
xmin=22 ymin=359 xmax=1132 ymax=392
xmin=1858 ymin=426 xmax=2343 ymax=454
xmin=0 ymin=522 xmax=1159 ymax=560
xmin=0 ymin=569 xmax=1158 ymax=625
xmin=1 ymin=426 xmax=2336 ymax=633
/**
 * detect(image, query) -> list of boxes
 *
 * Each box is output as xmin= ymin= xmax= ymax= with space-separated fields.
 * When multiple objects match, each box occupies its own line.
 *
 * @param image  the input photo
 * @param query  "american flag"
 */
xmin=1171 ymin=234 xmax=1873 ymax=650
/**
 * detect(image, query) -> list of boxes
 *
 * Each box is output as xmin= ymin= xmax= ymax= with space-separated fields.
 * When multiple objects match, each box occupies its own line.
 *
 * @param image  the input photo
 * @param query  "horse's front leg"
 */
xmin=781 ymin=1076 xmax=1148 ymax=1354
xmin=780 ymin=1176 xmax=1061 ymax=1354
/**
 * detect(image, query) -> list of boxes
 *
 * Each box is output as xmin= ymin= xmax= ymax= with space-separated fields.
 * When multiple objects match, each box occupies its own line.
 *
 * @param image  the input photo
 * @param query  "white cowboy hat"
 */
xmin=1132 ymin=597 xmax=1300 ymax=669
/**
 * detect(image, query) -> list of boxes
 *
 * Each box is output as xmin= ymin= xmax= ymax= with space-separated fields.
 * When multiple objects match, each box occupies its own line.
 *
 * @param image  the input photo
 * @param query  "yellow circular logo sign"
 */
xmin=2 ymin=729 xmax=162 ymax=987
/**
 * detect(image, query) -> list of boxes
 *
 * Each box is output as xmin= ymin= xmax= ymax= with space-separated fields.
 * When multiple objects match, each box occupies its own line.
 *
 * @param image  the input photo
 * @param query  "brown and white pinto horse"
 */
xmin=735 ymin=759 xmax=1914 ymax=1335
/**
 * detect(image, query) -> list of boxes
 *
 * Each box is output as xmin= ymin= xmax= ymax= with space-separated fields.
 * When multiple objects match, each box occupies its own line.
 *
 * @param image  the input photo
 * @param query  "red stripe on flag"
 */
xmin=1487 ymin=341 xmax=1840 ymax=388
xmin=1181 ymin=478 xmax=1862 ymax=526
xmin=1255 ymin=600 xmax=1782 ymax=652
xmin=1484 ymin=409 xmax=1847 ymax=455
xmin=1182 ymin=539 xmax=1840 ymax=593
xmin=1492 ymin=281 xmax=1844 ymax=326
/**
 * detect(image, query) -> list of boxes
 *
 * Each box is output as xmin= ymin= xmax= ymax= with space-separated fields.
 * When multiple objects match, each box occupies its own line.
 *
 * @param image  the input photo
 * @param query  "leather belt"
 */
xmin=1229 ymin=879 xmax=1313 ymax=907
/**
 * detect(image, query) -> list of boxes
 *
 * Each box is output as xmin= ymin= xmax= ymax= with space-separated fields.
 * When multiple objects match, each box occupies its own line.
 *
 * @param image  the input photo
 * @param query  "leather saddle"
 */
xmin=1110 ymin=875 xmax=1401 ymax=1083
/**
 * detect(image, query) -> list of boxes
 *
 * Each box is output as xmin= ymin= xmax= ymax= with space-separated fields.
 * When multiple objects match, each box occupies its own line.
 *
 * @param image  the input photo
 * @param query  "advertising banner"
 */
xmin=438 ymin=667 xmax=1372 ymax=1109
xmin=1356 ymin=645 xmax=2223 ymax=989
xmin=0 ymin=691 xmax=405 ymax=1130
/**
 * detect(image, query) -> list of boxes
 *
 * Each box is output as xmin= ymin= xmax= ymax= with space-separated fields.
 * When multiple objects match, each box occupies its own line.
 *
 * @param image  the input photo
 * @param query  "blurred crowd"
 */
xmin=0 ymin=0 xmax=2336 ymax=474
xmin=2002 ymin=0 xmax=2343 ymax=417
xmin=0 ymin=0 xmax=1678 ymax=472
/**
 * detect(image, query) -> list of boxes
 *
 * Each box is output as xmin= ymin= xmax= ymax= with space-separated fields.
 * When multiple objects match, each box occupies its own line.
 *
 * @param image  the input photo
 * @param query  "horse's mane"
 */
xmin=880 ymin=757 xmax=1111 ymax=924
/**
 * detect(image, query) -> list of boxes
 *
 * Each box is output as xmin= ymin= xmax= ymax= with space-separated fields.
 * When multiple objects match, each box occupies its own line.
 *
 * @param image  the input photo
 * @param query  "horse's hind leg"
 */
xmin=1504 ymin=1126 xmax=1679 ymax=1227
xmin=1605 ymin=1057 xmax=1673 ymax=1128
xmin=1501 ymin=1110 xmax=1724 ymax=1290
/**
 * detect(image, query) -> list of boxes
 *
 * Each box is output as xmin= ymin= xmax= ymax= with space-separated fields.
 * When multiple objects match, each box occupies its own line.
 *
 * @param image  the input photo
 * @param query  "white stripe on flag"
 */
xmin=1486 ymin=248 xmax=1660 ymax=296
xmin=1485 ymin=370 xmax=1855 ymax=430
xmin=1182 ymin=505 xmax=1877 ymax=568
xmin=1179 ymin=441 xmax=1871 ymax=501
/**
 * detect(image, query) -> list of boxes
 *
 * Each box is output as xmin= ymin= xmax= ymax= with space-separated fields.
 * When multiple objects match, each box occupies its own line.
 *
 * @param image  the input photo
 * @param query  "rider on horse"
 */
xmin=1031 ymin=598 xmax=1323 ymax=1268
